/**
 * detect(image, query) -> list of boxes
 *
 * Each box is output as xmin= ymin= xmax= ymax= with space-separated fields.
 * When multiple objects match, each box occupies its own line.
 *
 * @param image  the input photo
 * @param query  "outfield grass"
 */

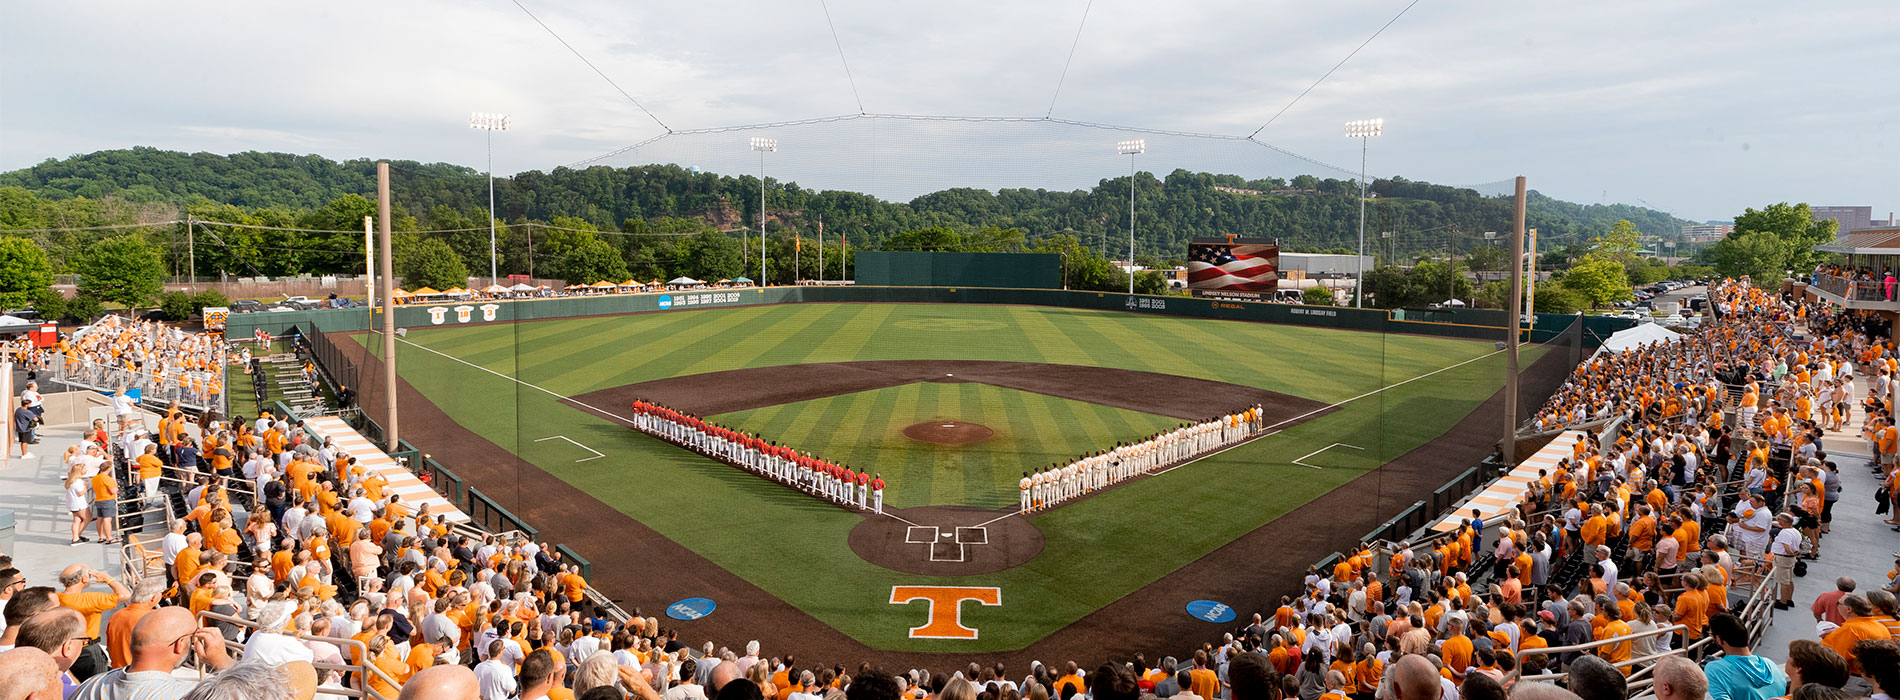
xmin=711 ymin=384 xmax=1181 ymax=510
xmin=368 ymin=302 xmax=1543 ymax=651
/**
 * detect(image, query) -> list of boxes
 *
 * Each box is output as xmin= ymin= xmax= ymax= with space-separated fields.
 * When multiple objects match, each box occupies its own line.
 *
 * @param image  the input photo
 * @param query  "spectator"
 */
xmin=0 ymin=647 xmax=62 ymax=700
xmin=71 ymin=607 xmax=235 ymax=699
xmin=1650 ymin=658 xmax=1707 ymax=700
xmin=1562 ymin=656 xmax=1625 ymax=700
xmin=1702 ymin=613 xmax=1786 ymax=700
xmin=1811 ymin=578 xmax=1855 ymax=625
xmin=1850 ymin=639 xmax=1899 ymax=700
xmin=1782 ymin=640 xmax=1849 ymax=692
xmin=176 ymin=660 xmax=295 ymax=700
xmin=1821 ymin=594 xmax=1889 ymax=672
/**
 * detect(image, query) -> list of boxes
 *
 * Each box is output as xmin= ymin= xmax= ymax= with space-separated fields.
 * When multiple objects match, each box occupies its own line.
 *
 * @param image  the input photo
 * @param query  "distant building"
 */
xmin=1280 ymin=252 xmax=1373 ymax=278
xmin=1267 ymin=188 xmax=1319 ymax=196
xmin=1813 ymin=205 xmax=1874 ymax=232
xmin=1680 ymin=224 xmax=1733 ymax=242
xmin=1212 ymin=185 xmax=1262 ymax=196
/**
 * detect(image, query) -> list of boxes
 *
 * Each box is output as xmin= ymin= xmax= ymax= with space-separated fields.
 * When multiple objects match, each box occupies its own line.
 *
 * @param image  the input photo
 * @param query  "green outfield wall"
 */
xmin=225 ymin=286 xmax=1627 ymax=345
xmin=852 ymin=251 xmax=1062 ymax=289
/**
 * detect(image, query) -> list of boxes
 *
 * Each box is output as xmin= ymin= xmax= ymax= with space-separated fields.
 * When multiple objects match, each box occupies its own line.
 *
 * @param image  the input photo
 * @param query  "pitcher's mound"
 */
xmin=903 ymin=421 xmax=994 ymax=445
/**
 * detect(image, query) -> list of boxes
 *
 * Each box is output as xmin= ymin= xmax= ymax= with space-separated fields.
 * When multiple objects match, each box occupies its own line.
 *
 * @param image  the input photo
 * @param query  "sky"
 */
xmin=2 ymin=0 xmax=1896 ymax=221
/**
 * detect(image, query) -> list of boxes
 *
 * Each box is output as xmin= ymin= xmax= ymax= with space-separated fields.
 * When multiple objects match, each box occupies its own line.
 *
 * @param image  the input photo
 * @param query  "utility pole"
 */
xmin=1526 ymin=228 xmax=1539 ymax=327
xmin=1503 ymin=176 xmax=1526 ymax=464
xmin=186 ymin=215 xmax=195 ymax=283
xmin=377 ymin=162 xmax=399 ymax=449
xmin=364 ymin=216 xmax=376 ymax=308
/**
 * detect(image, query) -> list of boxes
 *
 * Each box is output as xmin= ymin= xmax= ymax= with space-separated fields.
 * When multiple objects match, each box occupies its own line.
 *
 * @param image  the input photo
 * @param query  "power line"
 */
xmin=1044 ymin=0 xmax=1094 ymax=119
xmin=507 ymin=0 xmax=670 ymax=133
xmin=1247 ymin=0 xmax=1424 ymax=138
xmin=0 ymin=220 xmax=182 ymax=233
xmin=817 ymin=0 xmax=866 ymax=114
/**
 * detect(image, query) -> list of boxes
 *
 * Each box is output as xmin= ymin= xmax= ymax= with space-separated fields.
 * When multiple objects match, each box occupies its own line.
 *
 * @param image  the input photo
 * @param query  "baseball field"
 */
xmin=340 ymin=300 xmax=1554 ymax=659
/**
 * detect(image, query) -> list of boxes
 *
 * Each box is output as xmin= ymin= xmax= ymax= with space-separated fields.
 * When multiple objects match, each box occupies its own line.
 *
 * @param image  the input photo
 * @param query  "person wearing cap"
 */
xmin=1770 ymin=512 xmax=1802 ymax=610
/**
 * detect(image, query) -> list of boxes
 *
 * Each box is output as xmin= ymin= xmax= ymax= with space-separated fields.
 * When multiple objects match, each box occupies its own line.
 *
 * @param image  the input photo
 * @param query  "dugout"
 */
xmin=853 ymin=252 xmax=1060 ymax=289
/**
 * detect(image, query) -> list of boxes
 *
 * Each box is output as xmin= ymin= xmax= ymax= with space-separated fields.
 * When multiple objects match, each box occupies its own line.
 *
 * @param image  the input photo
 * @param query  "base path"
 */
xmin=566 ymin=360 xmax=1329 ymax=422
xmin=334 ymin=331 xmax=1570 ymax=668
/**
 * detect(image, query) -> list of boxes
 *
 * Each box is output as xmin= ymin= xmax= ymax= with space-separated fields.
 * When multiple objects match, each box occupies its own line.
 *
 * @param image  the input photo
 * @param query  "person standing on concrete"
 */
xmin=13 ymin=398 xmax=36 ymax=460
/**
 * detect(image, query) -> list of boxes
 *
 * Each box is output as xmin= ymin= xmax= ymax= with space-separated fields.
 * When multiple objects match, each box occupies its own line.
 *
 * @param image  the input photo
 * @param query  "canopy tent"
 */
xmin=620 ymin=279 xmax=640 ymax=286
xmin=410 ymin=287 xmax=442 ymax=296
xmin=731 ymin=276 xmax=754 ymax=284
xmin=717 ymin=279 xmax=731 ymax=284
xmin=1440 ymin=298 xmax=1467 ymax=307
xmin=442 ymin=287 xmax=472 ymax=296
xmin=667 ymin=276 xmax=705 ymax=285
xmin=390 ymin=288 xmax=413 ymax=297
xmin=1598 ymin=323 xmax=1682 ymax=355
xmin=481 ymin=284 xmax=508 ymax=293
xmin=589 ymin=281 xmax=619 ymax=289
xmin=507 ymin=283 xmax=537 ymax=292
xmin=0 ymin=315 xmax=34 ymax=327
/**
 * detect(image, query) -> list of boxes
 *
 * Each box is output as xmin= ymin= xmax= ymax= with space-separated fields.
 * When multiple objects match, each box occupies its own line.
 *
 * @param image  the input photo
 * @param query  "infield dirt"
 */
xmin=334 ymin=330 xmax=1569 ymax=667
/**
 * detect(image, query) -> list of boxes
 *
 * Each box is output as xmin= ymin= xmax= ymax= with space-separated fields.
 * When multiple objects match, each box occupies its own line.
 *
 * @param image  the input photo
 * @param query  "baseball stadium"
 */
xmin=225 ymin=271 xmax=1589 ymax=665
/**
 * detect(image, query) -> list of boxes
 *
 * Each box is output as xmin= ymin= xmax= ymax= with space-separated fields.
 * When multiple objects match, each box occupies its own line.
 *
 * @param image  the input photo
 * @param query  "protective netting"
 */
xmin=578 ymin=114 xmax=1390 ymax=203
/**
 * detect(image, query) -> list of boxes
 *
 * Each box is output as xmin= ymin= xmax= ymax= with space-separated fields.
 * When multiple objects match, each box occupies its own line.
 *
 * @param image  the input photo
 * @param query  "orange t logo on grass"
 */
xmin=889 ymin=586 xmax=1001 ymax=639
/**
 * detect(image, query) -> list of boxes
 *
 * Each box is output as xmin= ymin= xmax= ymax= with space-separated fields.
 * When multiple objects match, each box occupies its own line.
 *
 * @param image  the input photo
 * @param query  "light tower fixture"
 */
xmin=469 ymin=112 xmax=511 ymax=287
xmin=1117 ymin=139 xmax=1146 ymax=295
xmin=1345 ymin=118 xmax=1383 ymax=307
xmin=750 ymin=137 xmax=777 ymax=286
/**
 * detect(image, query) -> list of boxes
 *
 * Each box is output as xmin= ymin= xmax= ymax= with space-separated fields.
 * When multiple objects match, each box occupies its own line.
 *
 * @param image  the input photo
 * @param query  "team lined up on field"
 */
xmin=627 ymin=401 xmax=888 ymax=513
xmin=1020 ymin=406 xmax=1265 ymax=513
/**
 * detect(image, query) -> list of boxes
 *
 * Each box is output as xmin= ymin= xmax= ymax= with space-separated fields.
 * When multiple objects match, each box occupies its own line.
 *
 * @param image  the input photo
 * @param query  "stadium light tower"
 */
xmin=469 ymin=112 xmax=510 ymax=287
xmin=1345 ymin=118 xmax=1383 ymax=307
xmin=751 ymin=136 xmax=777 ymax=286
xmin=1118 ymin=139 xmax=1146 ymax=294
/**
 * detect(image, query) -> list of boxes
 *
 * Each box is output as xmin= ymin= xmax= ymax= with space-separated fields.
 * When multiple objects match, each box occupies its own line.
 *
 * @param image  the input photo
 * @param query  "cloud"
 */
xmin=0 ymin=0 xmax=1894 ymax=220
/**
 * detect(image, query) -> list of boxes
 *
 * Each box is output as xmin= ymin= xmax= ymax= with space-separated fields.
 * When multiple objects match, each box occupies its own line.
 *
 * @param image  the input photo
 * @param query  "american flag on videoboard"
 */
xmin=1187 ymin=242 xmax=1279 ymax=291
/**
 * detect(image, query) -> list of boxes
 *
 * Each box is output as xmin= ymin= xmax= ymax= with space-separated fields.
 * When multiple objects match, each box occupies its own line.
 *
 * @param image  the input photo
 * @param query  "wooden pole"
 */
xmin=378 ymin=162 xmax=399 ymax=448
xmin=1504 ymin=176 xmax=1526 ymax=464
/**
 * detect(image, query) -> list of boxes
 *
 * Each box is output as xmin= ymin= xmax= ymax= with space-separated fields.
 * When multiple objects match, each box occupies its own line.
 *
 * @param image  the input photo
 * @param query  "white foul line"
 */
xmin=534 ymin=435 xmax=605 ymax=462
xmin=393 ymin=335 xmax=923 ymax=528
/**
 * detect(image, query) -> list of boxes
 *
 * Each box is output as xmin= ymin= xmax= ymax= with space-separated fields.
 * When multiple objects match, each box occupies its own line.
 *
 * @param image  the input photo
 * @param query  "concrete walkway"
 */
xmin=1753 ymin=376 xmax=1898 ymax=660
xmin=0 ymin=422 xmax=123 ymax=586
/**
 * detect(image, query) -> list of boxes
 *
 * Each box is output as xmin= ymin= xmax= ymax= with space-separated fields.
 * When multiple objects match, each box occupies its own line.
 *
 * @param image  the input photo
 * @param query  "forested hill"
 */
xmin=1 ymin=147 xmax=1692 ymax=257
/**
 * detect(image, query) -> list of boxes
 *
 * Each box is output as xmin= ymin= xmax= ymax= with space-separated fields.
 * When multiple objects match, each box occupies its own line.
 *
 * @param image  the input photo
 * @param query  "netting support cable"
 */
xmin=508 ymin=0 xmax=671 ymax=133
xmin=1246 ymin=0 xmax=1424 ymax=138
xmin=817 ymin=0 xmax=867 ymax=114
xmin=1044 ymin=0 xmax=1095 ymax=118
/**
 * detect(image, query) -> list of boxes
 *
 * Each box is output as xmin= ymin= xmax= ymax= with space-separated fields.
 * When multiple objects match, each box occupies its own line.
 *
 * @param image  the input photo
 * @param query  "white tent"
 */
xmin=666 ymin=276 xmax=705 ymax=286
xmin=507 ymin=283 xmax=537 ymax=292
xmin=0 ymin=315 xmax=33 ymax=326
xmin=1440 ymin=298 xmax=1467 ymax=307
xmin=1598 ymin=323 xmax=1682 ymax=354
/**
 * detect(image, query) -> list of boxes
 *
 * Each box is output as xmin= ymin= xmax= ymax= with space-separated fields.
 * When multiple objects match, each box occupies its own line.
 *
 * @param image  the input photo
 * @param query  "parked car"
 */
xmin=230 ymin=300 xmax=264 ymax=313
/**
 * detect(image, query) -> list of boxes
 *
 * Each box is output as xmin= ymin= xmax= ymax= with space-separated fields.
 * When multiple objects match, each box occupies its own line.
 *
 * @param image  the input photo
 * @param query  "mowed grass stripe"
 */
xmin=554 ymin=306 xmax=782 ymax=392
xmin=1127 ymin=315 xmax=1363 ymax=400
xmin=797 ymin=304 xmax=896 ymax=364
xmin=678 ymin=304 xmax=842 ymax=376
xmin=1002 ymin=306 xmax=1084 ymax=364
xmin=873 ymin=384 xmax=929 ymax=507
xmin=775 ymin=379 xmax=851 ymax=447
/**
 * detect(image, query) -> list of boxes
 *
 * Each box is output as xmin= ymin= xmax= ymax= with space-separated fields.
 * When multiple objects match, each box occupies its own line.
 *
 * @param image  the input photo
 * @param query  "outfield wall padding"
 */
xmin=854 ymin=251 xmax=1061 ymax=289
xmin=225 ymin=286 xmax=1622 ymax=346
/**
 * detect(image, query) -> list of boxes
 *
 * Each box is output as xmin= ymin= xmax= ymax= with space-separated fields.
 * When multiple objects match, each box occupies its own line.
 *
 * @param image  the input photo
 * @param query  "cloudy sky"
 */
xmin=2 ymin=0 xmax=1894 ymax=221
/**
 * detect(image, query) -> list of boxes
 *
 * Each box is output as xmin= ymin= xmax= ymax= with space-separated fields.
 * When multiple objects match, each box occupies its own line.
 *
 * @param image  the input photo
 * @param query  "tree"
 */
xmin=554 ymin=238 xmax=630 ymax=286
xmin=1590 ymin=220 xmax=1642 ymax=268
xmin=397 ymin=239 xmax=470 ymax=290
xmin=1732 ymin=202 xmax=1836 ymax=271
xmin=1561 ymin=257 xmax=1632 ymax=308
xmin=682 ymin=232 xmax=743 ymax=281
xmin=1465 ymin=245 xmax=1508 ymax=272
xmin=1706 ymin=230 xmax=1790 ymax=281
xmin=1302 ymin=286 xmax=1335 ymax=306
xmin=157 ymin=290 xmax=195 ymax=321
xmin=0 ymin=235 xmax=53 ymax=309
xmin=1532 ymin=281 xmax=1584 ymax=314
xmin=76 ymin=235 xmax=164 ymax=311
xmin=1133 ymin=270 xmax=1168 ymax=295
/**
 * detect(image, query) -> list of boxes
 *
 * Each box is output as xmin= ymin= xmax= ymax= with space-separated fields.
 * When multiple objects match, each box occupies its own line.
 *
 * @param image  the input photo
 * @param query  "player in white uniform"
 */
xmin=1020 ymin=472 xmax=1033 ymax=514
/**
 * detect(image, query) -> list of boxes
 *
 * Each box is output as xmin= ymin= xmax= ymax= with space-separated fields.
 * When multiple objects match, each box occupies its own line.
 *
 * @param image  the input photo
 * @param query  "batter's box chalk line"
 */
xmin=534 ymin=435 xmax=606 ymax=462
xmin=1290 ymin=442 xmax=1365 ymax=470
xmin=905 ymin=526 xmax=940 ymax=544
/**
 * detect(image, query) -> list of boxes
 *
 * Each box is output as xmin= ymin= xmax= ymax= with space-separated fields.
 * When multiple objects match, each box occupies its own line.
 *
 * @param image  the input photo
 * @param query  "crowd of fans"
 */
xmin=1 ymin=278 xmax=1898 ymax=700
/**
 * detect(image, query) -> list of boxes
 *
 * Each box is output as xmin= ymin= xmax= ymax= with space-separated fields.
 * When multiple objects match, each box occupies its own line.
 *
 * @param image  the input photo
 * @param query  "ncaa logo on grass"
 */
xmin=890 ymin=586 xmax=1000 ymax=639
xmin=658 ymin=295 xmax=674 ymax=310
